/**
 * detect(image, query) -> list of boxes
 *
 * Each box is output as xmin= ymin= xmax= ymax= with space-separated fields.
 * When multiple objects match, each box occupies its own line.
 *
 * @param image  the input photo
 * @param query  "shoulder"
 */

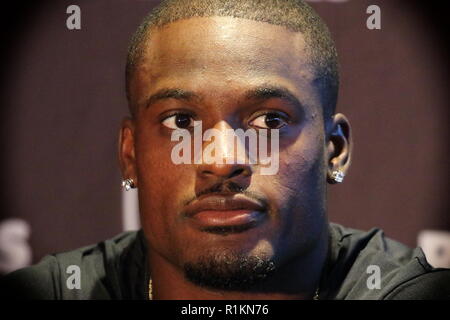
xmin=0 ymin=254 xmax=60 ymax=299
xmin=383 ymin=267 xmax=450 ymax=300
xmin=0 ymin=230 xmax=141 ymax=300
xmin=328 ymin=223 xmax=450 ymax=300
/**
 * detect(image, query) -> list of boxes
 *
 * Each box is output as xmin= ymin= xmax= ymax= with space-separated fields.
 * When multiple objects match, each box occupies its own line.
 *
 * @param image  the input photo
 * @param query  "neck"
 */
xmin=147 ymin=227 xmax=329 ymax=300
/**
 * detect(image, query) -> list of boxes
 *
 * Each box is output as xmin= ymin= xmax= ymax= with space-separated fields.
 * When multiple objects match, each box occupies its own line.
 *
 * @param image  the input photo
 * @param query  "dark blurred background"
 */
xmin=0 ymin=0 xmax=448 ymax=271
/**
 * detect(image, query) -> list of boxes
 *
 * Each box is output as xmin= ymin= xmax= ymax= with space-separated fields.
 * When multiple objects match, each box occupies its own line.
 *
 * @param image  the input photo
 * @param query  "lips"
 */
xmin=183 ymin=194 xmax=267 ymax=230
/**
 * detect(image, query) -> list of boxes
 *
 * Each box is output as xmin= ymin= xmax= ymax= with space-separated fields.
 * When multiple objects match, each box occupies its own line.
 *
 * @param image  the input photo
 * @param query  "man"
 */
xmin=2 ymin=0 xmax=449 ymax=300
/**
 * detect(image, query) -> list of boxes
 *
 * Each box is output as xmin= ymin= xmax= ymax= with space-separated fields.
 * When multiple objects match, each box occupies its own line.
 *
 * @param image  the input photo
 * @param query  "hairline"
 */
xmin=125 ymin=5 xmax=339 ymax=119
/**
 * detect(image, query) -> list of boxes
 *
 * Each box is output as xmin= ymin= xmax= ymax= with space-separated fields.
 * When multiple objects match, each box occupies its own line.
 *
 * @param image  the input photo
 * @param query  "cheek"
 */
xmin=254 ymin=122 xmax=327 ymax=229
xmin=255 ymin=127 xmax=327 ymax=249
xmin=135 ymin=125 xmax=188 ymax=188
xmin=272 ymin=127 xmax=325 ymax=193
xmin=135 ymin=128 xmax=196 ymax=224
xmin=136 ymin=139 xmax=197 ymax=256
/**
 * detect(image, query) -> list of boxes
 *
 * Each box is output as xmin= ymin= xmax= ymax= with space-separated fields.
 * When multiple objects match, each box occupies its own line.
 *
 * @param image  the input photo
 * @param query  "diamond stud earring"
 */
xmin=331 ymin=170 xmax=345 ymax=183
xmin=121 ymin=178 xmax=135 ymax=191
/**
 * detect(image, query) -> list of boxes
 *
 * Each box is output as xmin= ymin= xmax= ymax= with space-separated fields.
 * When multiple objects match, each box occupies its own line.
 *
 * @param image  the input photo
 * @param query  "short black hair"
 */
xmin=126 ymin=0 xmax=339 ymax=118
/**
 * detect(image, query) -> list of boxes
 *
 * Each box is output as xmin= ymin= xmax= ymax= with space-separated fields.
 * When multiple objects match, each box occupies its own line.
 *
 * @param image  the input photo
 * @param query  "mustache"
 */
xmin=182 ymin=181 xmax=268 ymax=208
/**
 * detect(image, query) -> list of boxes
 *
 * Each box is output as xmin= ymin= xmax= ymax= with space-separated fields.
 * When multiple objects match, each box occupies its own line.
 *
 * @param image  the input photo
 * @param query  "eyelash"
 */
xmin=161 ymin=110 xmax=195 ymax=121
xmin=249 ymin=110 xmax=290 ymax=124
xmin=160 ymin=110 xmax=291 ymax=129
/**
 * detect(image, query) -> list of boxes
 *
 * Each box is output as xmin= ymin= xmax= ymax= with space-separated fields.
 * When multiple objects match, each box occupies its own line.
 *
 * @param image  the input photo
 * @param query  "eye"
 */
xmin=249 ymin=112 xmax=288 ymax=129
xmin=162 ymin=113 xmax=195 ymax=129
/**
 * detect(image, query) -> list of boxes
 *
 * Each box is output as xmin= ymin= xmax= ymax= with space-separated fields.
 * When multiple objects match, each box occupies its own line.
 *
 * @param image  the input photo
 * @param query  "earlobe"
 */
xmin=118 ymin=117 xmax=138 ymax=188
xmin=326 ymin=113 xmax=352 ymax=184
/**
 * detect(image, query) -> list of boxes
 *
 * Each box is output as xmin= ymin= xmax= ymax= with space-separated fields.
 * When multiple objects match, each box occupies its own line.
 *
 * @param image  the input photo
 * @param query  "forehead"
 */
xmin=131 ymin=16 xmax=318 ymax=106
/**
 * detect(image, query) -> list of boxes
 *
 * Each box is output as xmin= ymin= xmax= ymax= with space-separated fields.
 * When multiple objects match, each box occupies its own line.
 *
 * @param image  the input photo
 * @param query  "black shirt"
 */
xmin=2 ymin=223 xmax=450 ymax=299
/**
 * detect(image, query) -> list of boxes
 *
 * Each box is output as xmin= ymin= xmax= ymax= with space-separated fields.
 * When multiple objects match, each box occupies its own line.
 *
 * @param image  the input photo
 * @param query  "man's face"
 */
xmin=126 ymin=17 xmax=330 ymax=288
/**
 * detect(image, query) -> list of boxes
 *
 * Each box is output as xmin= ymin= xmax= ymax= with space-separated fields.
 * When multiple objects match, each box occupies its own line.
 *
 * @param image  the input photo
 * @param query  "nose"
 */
xmin=199 ymin=162 xmax=251 ymax=180
xmin=196 ymin=121 xmax=253 ymax=183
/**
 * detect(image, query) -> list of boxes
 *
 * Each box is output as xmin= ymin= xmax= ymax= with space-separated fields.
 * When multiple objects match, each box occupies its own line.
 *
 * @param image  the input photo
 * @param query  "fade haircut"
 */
xmin=125 ymin=0 xmax=339 ymax=118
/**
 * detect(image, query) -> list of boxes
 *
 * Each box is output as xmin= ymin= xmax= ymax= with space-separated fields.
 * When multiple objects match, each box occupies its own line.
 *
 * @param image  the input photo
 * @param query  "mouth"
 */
xmin=183 ymin=194 xmax=267 ymax=233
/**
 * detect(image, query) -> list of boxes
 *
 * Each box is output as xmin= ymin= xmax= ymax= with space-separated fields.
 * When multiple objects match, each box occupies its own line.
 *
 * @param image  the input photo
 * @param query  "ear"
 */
xmin=118 ymin=117 xmax=138 ymax=187
xmin=325 ymin=113 xmax=353 ymax=184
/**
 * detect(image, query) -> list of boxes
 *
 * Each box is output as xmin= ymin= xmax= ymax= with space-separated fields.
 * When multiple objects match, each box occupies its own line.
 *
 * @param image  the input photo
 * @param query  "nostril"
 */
xmin=229 ymin=168 xmax=244 ymax=178
xmin=199 ymin=164 xmax=251 ymax=179
xmin=202 ymin=170 xmax=214 ymax=176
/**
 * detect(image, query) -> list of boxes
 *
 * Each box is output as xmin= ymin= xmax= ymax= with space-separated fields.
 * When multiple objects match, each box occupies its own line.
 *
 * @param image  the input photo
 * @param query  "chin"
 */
xmin=182 ymin=245 xmax=277 ymax=291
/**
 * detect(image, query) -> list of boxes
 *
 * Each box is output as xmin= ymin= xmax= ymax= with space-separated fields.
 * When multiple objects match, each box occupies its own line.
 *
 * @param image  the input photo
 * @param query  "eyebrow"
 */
xmin=144 ymin=85 xmax=303 ymax=110
xmin=244 ymin=85 xmax=304 ymax=110
xmin=144 ymin=88 xmax=200 ymax=109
